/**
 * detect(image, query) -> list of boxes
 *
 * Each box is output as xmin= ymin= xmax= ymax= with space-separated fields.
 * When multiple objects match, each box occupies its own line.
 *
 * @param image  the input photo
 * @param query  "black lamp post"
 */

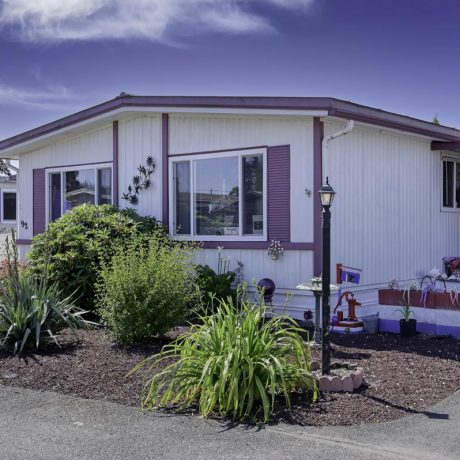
xmin=319 ymin=177 xmax=335 ymax=375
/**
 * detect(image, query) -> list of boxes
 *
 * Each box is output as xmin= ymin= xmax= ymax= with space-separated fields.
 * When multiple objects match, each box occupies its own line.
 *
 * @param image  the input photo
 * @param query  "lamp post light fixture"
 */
xmin=319 ymin=177 xmax=335 ymax=375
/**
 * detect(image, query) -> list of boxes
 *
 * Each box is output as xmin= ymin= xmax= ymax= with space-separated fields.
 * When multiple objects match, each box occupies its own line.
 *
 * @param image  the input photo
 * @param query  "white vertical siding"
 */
xmin=167 ymin=115 xmax=317 ymax=315
xmin=118 ymin=115 xmax=162 ymax=219
xmin=194 ymin=248 xmax=315 ymax=317
xmin=324 ymin=120 xmax=460 ymax=287
xmin=17 ymin=125 xmax=113 ymax=243
xmin=169 ymin=115 xmax=315 ymax=243
xmin=194 ymin=248 xmax=313 ymax=291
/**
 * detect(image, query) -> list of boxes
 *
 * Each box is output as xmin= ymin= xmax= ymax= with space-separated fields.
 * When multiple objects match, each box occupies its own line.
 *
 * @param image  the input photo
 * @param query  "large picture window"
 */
xmin=442 ymin=159 xmax=460 ymax=209
xmin=171 ymin=149 xmax=266 ymax=240
xmin=48 ymin=165 xmax=112 ymax=222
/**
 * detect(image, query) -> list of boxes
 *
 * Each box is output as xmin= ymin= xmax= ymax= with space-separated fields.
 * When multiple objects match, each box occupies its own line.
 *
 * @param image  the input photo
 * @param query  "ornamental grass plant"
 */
xmin=0 ymin=233 xmax=91 ymax=353
xmin=131 ymin=296 xmax=317 ymax=422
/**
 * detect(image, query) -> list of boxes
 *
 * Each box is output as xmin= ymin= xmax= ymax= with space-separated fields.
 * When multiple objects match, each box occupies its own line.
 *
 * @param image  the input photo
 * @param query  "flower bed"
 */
xmin=1 ymin=329 xmax=460 ymax=426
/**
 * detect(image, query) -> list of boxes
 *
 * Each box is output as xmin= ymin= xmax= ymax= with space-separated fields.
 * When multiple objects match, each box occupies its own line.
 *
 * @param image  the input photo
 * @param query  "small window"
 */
xmin=442 ymin=159 xmax=460 ymax=209
xmin=48 ymin=166 xmax=112 ymax=222
xmin=171 ymin=149 xmax=266 ymax=240
xmin=2 ymin=191 xmax=16 ymax=222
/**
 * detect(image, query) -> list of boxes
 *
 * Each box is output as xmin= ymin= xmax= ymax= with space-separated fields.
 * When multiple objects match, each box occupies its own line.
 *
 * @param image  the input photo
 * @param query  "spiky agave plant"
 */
xmin=131 ymin=298 xmax=317 ymax=422
xmin=0 ymin=275 xmax=92 ymax=354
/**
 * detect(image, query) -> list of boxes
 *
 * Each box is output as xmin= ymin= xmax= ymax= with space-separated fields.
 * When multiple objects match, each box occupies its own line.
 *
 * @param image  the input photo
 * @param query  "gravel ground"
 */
xmin=1 ymin=329 xmax=459 ymax=426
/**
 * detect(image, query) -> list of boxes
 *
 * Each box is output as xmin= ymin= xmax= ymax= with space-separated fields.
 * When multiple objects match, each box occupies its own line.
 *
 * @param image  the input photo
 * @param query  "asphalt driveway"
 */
xmin=0 ymin=384 xmax=459 ymax=459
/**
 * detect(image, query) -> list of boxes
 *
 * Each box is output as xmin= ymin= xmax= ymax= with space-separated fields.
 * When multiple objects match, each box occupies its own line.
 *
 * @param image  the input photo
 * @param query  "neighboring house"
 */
xmin=0 ymin=174 xmax=17 ymax=230
xmin=1 ymin=94 xmax=460 ymax=318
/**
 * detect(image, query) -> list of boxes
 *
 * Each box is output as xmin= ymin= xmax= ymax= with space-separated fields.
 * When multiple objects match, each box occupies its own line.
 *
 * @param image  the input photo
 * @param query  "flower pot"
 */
xmin=400 ymin=319 xmax=417 ymax=337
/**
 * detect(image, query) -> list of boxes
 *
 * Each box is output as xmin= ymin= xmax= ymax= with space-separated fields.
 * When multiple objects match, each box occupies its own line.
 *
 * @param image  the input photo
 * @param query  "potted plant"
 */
xmin=399 ymin=296 xmax=416 ymax=337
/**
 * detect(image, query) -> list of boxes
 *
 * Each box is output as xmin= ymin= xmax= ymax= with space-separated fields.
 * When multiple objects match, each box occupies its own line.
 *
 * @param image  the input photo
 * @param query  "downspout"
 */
xmin=321 ymin=120 xmax=355 ymax=163
xmin=314 ymin=119 xmax=354 ymax=276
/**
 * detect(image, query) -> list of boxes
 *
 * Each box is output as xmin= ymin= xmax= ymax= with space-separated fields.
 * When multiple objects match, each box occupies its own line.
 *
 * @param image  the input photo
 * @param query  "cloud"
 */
xmin=0 ymin=0 xmax=314 ymax=43
xmin=0 ymin=83 xmax=76 ymax=110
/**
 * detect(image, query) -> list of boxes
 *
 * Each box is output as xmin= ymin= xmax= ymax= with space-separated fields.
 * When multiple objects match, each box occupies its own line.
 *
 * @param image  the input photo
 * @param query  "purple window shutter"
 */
xmin=33 ymin=168 xmax=46 ymax=235
xmin=267 ymin=145 xmax=290 ymax=242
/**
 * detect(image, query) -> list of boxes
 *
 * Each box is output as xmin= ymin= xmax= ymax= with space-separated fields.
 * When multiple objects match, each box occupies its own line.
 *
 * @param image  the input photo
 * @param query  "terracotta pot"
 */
xmin=400 ymin=319 xmax=417 ymax=337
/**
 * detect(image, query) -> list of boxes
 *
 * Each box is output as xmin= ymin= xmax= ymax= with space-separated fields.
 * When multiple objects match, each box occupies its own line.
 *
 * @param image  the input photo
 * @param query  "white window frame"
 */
xmin=1 ymin=189 xmax=17 ymax=223
xmin=45 ymin=162 xmax=113 ymax=224
xmin=169 ymin=148 xmax=268 ymax=242
xmin=441 ymin=154 xmax=460 ymax=212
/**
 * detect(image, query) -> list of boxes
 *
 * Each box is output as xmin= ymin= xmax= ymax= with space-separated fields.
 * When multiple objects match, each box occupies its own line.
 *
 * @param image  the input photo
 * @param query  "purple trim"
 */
xmin=113 ymin=121 xmax=119 ymax=207
xmin=44 ymin=160 xmax=112 ymax=170
xmin=202 ymin=241 xmax=314 ymax=250
xmin=169 ymin=145 xmax=268 ymax=157
xmin=431 ymin=141 xmax=460 ymax=151
xmin=2 ymin=96 xmax=459 ymax=152
xmin=379 ymin=319 xmax=460 ymax=338
xmin=267 ymin=145 xmax=290 ymax=242
xmin=16 ymin=239 xmax=32 ymax=245
xmin=313 ymin=118 xmax=324 ymax=276
xmin=327 ymin=106 xmax=460 ymax=141
xmin=162 ymin=113 xmax=169 ymax=229
xmin=33 ymin=168 xmax=46 ymax=236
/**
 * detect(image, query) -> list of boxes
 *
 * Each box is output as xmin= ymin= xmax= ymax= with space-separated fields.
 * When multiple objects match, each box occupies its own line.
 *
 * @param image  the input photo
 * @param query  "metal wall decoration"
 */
xmin=122 ymin=156 xmax=155 ymax=205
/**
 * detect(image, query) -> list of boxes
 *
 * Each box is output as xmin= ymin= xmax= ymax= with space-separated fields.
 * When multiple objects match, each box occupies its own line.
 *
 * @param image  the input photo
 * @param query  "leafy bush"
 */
xmin=119 ymin=207 xmax=162 ymax=234
xmin=132 ymin=298 xmax=317 ymax=422
xmin=195 ymin=264 xmax=236 ymax=306
xmin=0 ymin=235 xmax=91 ymax=353
xmin=96 ymin=231 xmax=199 ymax=345
xmin=28 ymin=205 xmax=163 ymax=312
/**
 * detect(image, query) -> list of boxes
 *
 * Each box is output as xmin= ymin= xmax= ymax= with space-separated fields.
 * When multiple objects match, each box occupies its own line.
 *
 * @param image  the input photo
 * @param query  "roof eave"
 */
xmin=1 ymin=95 xmax=459 ymax=154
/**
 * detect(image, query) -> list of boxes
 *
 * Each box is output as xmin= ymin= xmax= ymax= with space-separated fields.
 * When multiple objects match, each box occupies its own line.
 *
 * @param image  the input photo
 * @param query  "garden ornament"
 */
xmin=257 ymin=278 xmax=275 ymax=305
xmin=333 ymin=291 xmax=362 ymax=321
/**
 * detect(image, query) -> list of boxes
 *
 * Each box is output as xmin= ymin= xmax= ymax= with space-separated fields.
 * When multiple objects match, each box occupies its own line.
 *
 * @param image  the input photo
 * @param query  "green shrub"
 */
xmin=28 ymin=205 xmax=162 ymax=312
xmin=132 ymin=298 xmax=317 ymax=422
xmin=195 ymin=264 xmax=236 ymax=306
xmin=0 ymin=235 xmax=91 ymax=353
xmin=96 ymin=231 xmax=199 ymax=345
xmin=119 ymin=207 xmax=162 ymax=234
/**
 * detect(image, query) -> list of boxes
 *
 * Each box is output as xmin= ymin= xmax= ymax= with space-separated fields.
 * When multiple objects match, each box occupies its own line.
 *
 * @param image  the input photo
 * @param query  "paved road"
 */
xmin=0 ymin=384 xmax=459 ymax=459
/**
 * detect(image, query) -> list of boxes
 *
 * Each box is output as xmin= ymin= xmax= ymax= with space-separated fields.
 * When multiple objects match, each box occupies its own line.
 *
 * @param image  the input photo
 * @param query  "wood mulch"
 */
xmin=1 ymin=329 xmax=459 ymax=426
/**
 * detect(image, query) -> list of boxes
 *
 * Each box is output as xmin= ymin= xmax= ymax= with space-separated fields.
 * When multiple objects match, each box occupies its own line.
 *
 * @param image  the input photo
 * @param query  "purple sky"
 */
xmin=0 ymin=0 xmax=459 ymax=140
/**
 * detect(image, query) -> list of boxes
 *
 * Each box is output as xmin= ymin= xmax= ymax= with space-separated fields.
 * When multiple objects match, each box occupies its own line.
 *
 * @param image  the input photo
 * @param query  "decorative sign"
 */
xmin=336 ymin=263 xmax=362 ymax=285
